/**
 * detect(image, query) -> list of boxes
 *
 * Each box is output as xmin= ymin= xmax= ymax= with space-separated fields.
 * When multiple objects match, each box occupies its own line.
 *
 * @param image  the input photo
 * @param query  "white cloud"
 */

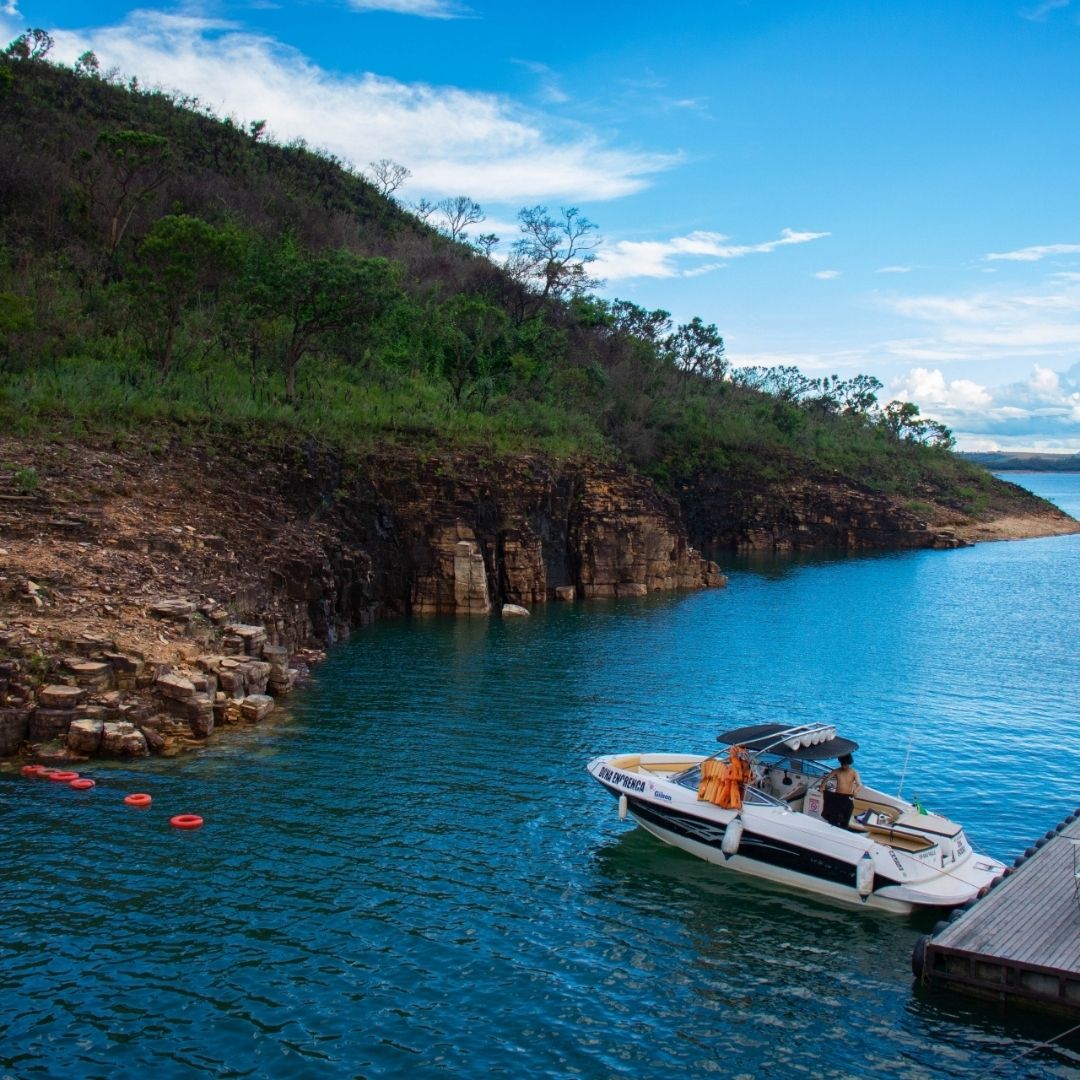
xmin=346 ymin=0 xmax=467 ymax=16
xmin=2 ymin=3 xmax=19 ymax=18
xmin=682 ymin=261 xmax=727 ymax=278
xmin=1028 ymin=363 xmax=1062 ymax=398
xmin=45 ymin=11 xmax=673 ymax=203
xmin=887 ymin=362 xmax=1080 ymax=449
xmin=878 ymin=278 xmax=1080 ymax=365
xmin=1020 ymin=0 xmax=1072 ymax=21
xmin=985 ymin=242 xmax=1080 ymax=262
xmin=511 ymin=59 xmax=569 ymax=105
xmin=595 ymin=227 xmax=828 ymax=281
xmin=876 ymin=265 xmax=914 ymax=274
xmin=728 ymin=348 xmax=874 ymax=374
xmin=888 ymin=368 xmax=992 ymax=411
xmin=813 ymin=269 xmax=840 ymax=280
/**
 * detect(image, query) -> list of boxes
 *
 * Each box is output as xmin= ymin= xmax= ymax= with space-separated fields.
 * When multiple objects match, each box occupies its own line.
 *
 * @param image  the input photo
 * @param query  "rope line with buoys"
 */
xmin=21 ymin=769 xmax=206 ymax=830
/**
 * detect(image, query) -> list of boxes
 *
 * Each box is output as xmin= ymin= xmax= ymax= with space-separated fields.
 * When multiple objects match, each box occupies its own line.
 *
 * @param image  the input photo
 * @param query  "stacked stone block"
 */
xmin=222 ymin=624 xmax=267 ymax=656
xmin=155 ymin=671 xmax=214 ymax=739
xmin=262 ymin=645 xmax=297 ymax=696
xmin=31 ymin=684 xmax=84 ymax=741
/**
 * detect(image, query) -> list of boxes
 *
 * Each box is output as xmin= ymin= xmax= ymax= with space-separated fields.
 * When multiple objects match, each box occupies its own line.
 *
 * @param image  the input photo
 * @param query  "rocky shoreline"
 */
xmin=0 ymin=436 xmax=726 ymax=763
xmin=1 ymin=435 xmax=1075 ymax=765
xmin=0 ymin=618 xmax=323 ymax=761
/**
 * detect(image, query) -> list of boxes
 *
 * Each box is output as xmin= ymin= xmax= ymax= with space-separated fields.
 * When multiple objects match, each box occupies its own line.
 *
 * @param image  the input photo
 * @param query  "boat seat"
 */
xmin=862 ymin=824 xmax=935 ymax=852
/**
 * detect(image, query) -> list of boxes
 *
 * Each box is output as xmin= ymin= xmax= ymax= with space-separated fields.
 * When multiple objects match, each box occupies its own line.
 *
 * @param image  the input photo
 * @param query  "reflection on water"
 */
xmin=2 ymin=474 xmax=1079 ymax=1078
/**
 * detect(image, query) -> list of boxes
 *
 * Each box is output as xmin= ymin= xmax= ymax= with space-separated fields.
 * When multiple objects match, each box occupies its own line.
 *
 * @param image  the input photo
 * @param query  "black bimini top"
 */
xmin=718 ymin=723 xmax=859 ymax=762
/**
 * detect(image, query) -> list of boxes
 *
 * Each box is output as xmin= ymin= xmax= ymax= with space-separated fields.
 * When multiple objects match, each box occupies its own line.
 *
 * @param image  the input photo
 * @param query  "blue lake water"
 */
xmin=3 ymin=474 xmax=1080 ymax=1078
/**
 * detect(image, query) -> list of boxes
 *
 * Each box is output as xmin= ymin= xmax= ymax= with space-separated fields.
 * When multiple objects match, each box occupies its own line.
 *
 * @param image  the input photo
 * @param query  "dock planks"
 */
xmin=917 ymin=810 xmax=1080 ymax=1011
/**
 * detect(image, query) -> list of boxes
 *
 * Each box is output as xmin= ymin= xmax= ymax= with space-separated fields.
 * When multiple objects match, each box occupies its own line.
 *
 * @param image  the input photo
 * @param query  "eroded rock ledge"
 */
xmin=679 ymin=470 xmax=1079 ymax=551
xmin=0 ymin=440 xmax=724 ymax=760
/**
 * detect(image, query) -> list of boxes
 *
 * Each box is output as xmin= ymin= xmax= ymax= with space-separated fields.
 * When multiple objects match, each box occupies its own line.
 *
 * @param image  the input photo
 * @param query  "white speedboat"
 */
xmin=587 ymin=722 xmax=1006 ymax=914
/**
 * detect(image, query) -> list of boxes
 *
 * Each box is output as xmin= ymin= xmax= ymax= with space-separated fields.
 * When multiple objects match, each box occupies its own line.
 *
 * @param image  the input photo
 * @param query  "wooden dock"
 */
xmin=914 ymin=808 xmax=1080 ymax=1012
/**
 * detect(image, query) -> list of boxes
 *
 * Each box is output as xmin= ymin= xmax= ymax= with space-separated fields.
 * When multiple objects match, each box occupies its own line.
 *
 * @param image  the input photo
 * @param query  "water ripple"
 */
xmin=3 ymin=476 xmax=1080 ymax=1077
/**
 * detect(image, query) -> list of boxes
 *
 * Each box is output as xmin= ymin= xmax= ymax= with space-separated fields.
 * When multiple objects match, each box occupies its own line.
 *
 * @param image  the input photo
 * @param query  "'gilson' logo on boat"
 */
xmin=598 ymin=765 xmax=646 ymax=794
xmin=653 ymin=789 xmax=672 ymax=802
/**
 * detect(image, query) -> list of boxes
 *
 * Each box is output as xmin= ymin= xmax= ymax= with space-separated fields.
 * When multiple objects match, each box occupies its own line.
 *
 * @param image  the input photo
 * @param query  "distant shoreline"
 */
xmin=959 ymin=452 xmax=1080 ymax=473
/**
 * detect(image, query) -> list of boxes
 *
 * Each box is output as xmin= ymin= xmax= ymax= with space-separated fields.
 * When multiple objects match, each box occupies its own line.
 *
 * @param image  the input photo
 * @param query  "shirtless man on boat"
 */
xmin=822 ymin=753 xmax=861 ymax=829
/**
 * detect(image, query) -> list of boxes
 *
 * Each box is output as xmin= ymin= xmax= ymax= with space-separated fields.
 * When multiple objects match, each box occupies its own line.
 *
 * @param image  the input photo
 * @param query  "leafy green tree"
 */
xmin=665 ymin=316 xmax=726 ymax=385
xmin=436 ymin=293 xmax=510 ymax=404
xmin=73 ymin=51 xmax=100 ymax=78
xmin=730 ymin=364 xmax=817 ymax=402
xmin=243 ymin=238 xmax=401 ymax=402
xmin=610 ymin=300 xmax=672 ymax=345
xmin=128 ymin=214 xmax=244 ymax=375
xmin=838 ymin=373 xmax=883 ymax=415
xmin=880 ymin=400 xmax=953 ymax=448
xmin=4 ymin=29 xmax=53 ymax=62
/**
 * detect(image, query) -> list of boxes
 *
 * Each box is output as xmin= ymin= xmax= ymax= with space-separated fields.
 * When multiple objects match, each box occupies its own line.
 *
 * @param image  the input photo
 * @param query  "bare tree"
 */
xmin=411 ymin=198 xmax=437 ymax=224
xmin=509 ymin=205 xmax=601 ymax=300
xmin=436 ymin=196 xmax=484 ymax=242
xmin=364 ymin=159 xmax=411 ymax=199
xmin=473 ymin=232 xmax=500 ymax=258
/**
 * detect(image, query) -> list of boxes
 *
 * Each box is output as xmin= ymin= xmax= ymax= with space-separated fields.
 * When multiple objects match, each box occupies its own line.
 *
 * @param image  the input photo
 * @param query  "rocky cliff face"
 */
xmin=679 ymin=471 xmax=966 ymax=551
xmin=374 ymin=457 xmax=726 ymax=617
xmin=0 ymin=439 xmax=723 ymax=759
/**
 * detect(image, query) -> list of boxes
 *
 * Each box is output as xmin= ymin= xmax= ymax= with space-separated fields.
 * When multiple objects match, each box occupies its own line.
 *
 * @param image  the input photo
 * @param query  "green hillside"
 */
xmin=0 ymin=35 xmax=1018 ymax=515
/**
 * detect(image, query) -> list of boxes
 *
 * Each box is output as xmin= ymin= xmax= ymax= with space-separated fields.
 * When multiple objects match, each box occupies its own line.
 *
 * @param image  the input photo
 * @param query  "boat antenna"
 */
xmin=897 ymin=731 xmax=914 ymax=799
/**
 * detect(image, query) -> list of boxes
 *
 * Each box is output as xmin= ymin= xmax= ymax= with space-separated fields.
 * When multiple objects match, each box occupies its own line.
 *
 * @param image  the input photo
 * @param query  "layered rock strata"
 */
xmin=0 ymin=441 xmax=724 ymax=760
xmin=682 ymin=472 xmax=965 ymax=551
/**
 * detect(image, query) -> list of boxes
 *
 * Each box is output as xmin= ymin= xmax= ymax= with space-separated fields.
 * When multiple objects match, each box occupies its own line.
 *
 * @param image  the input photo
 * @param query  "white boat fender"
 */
xmin=618 ymin=794 xmax=628 ymax=821
xmin=721 ymin=815 xmax=743 ymax=858
xmin=856 ymin=851 xmax=875 ymax=899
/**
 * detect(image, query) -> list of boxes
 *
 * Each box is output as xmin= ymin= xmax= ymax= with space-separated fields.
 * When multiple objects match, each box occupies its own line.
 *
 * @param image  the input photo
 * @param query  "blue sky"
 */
xmin=5 ymin=0 xmax=1080 ymax=450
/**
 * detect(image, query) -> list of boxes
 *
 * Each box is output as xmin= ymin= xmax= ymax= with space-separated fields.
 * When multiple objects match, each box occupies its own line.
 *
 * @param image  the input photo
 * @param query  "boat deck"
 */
xmin=916 ymin=808 xmax=1080 ymax=1012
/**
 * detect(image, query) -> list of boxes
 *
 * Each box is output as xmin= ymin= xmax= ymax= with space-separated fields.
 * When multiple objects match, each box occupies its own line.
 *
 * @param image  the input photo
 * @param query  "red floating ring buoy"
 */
xmin=21 ymin=764 xmax=47 ymax=777
xmin=124 ymin=793 xmax=152 ymax=807
xmin=170 ymin=814 xmax=204 ymax=830
xmin=69 ymin=778 xmax=96 ymax=790
xmin=48 ymin=771 xmax=80 ymax=782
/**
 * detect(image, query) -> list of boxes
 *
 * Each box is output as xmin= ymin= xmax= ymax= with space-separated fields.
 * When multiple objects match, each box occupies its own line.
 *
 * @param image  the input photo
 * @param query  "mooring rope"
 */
xmin=982 ymin=1019 xmax=1080 ymax=1075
